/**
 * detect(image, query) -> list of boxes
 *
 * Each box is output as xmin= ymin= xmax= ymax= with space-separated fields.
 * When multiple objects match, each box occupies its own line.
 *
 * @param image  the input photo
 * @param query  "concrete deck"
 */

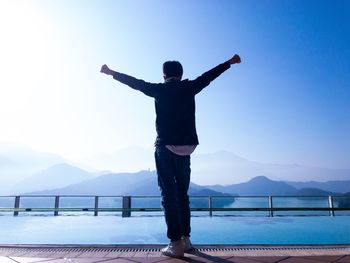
xmin=0 ymin=245 xmax=349 ymax=263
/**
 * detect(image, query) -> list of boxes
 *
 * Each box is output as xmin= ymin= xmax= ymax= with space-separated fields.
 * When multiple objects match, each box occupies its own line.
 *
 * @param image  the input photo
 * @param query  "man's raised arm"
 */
xmin=100 ymin=64 xmax=158 ymax=97
xmin=191 ymin=54 xmax=241 ymax=94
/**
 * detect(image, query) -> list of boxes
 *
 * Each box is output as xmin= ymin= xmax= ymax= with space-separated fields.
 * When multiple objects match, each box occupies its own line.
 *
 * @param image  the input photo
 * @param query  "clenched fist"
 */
xmin=228 ymin=54 xmax=241 ymax=65
xmin=100 ymin=64 xmax=115 ymax=75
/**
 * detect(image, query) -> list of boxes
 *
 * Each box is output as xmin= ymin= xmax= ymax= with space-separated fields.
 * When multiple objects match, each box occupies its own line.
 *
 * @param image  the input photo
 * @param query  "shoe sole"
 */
xmin=161 ymin=251 xmax=184 ymax=258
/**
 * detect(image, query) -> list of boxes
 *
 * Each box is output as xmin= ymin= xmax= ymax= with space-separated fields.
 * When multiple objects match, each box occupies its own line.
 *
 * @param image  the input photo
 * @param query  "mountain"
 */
xmin=12 ymin=163 xmax=94 ymax=194
xmin=30 ymin=174 xmax=297 ymax=196
xmin=189 ymin=188 xmax=234 ymax=196
xmin=83 ymin=148 xmax=350 ymax=185
xmin=294 ymin=188 xmax=337 ymax=196
xmin=25 ymin=170 xmax=231 ymax=196
xmin=287 ymin=180 xmax=350 ymax=194
xmin=22 ymin=170 xmax=349 ymax=197
xmin=0 ymin=142 xmax=65 ymax=194
xmin=25 ymin=170 xmax=154 ymax=195
xmin=189 ymin=182 xmax=234 ymax=196
xmin=207 ymin=176 xmax=297 ymax=196
xmin=207 ymin=176 xmax=350 ymax=196
xmin=189 ymin=151 xmax=350 ymax=185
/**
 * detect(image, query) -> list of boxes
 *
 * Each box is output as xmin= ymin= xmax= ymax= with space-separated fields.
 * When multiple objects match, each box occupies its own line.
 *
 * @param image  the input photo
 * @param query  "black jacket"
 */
xmin=113 ymin=61 xmax=231 ymax=146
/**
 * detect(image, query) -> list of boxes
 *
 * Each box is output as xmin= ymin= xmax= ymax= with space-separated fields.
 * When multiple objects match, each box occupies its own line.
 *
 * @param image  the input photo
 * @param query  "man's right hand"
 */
xmin=100 ymin=64 xmax=115 ymax=75
xmin=228 ymin=54 xmax=241 ymax=65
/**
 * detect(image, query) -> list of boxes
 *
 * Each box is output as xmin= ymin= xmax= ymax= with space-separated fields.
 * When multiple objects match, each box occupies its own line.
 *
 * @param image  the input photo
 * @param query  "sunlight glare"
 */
xmin=0 ymin=1 xmax=65 ymax=148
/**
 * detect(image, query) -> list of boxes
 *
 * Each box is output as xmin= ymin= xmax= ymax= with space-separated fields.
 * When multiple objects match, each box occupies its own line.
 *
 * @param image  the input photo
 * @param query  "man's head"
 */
xmin=163 ymin=61 xmax=183 ymax=81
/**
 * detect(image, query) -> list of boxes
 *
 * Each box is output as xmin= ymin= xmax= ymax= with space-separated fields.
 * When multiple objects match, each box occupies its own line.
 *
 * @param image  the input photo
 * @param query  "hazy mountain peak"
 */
xmin=12 ymin=162 xmax=93 ymax=194
xmin=248 ymin=175 xmax=271 ymax=183
xmin=208 ymin=175 xmax=297 ymax=196
xmin=43 ymin=163 xmax=88 ymax=172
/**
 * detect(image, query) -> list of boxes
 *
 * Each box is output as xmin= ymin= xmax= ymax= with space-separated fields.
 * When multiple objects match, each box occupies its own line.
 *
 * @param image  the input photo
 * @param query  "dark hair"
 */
xmin=163 ymin=61 xmax=183 ymax=78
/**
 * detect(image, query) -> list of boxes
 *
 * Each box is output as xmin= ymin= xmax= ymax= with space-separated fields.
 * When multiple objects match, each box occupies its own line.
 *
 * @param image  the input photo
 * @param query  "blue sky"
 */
xmin=0 ymin=0 xmax=349 ymax=169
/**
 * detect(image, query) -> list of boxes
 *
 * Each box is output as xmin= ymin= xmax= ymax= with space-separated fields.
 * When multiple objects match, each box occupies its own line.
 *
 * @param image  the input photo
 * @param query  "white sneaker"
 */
xmin=182 ymin=236 xmax=194 ymax=252
xmin=161 ymin=240 xmax=184 ymax=258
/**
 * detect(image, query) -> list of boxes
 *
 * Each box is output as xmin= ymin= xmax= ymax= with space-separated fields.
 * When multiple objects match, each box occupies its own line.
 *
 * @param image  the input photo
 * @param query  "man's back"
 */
xmin=154 ymin=79 xmax=198 ymax=146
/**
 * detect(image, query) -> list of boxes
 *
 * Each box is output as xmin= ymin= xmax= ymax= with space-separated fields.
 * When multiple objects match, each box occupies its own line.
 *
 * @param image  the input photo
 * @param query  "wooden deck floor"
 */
xmin=0 ymin=245 xmax=349 ymax=263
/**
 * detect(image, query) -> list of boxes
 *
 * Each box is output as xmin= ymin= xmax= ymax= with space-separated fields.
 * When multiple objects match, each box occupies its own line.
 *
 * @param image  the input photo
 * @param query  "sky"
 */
xmin=0 ymin=0 xmax=349 ymax=169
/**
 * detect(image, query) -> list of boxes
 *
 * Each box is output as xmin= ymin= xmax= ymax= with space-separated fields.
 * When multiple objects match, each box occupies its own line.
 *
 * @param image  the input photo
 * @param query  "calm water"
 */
xmin=1 ymin=196 xmax=349 ymax=245
xmin=0 ymin=216 xmax=349 ymax=245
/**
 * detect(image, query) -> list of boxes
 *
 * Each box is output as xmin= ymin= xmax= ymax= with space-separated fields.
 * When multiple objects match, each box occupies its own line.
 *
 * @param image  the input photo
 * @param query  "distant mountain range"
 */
xmin=80 ymin=147 xmax=350 ymax=185
xmin=1 ymin=142 xmax=349 ymax=196
xmin=23 ymin=169 xmax=350 ymax=197
xmin=207 ymin=176 xmax=296 ymax=196
xmin=191 ymin=150 xmax=350 ymax=185
xmin=287 ymin=180 xmax=350 ymax=194
xmin=0 ymin=142 xmax=65 ymax=193
xmin=24 ymin=170 xmax=230 ymax=197
xmin=205 ymin=175 xmax=347 ymax=196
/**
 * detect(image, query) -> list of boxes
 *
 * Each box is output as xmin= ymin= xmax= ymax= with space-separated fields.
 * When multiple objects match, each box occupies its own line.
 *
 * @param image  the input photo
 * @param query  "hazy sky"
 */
xmin=0 ymin=0 xmax=349 ymax=169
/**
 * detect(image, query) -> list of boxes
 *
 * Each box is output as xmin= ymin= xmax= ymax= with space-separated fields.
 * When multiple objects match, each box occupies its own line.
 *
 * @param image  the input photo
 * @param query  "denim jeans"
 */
xmin=155 ymin=145 xmax=191 ymax=241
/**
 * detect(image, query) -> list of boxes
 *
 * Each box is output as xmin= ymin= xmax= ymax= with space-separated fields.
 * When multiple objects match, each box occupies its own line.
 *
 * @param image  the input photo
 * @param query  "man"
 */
xmin=100 ymin=54 xmax=241 ymax=257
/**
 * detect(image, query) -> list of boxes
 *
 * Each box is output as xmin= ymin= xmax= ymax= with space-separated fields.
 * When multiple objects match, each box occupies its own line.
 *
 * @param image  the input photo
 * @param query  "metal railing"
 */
xmin=0 ymin=195 xmax=349 ymax=217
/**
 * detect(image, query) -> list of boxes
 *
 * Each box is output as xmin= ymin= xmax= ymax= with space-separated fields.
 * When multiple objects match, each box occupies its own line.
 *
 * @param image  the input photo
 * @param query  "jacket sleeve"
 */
xmin=190 ymin=61 xmax=231 ymax=95
xmin=113 ymin=72 xmax=159 ymax=98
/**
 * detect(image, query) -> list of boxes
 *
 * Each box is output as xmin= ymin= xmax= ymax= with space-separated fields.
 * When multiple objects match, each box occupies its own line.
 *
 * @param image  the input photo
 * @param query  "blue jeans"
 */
xmin=155 ymin=145 xmax=191 ymax=241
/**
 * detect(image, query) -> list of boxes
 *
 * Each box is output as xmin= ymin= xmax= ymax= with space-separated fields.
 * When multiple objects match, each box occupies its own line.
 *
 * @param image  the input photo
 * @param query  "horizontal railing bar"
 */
xmin=1 ymin=207 xmax=349 ymax=212
xmin=1 ymin=195 xmax=123 ymax=198
xmin=1 ymin=195 xmax=349 ymax=217
xmin=1 ymin=195 xmax=349 ymax=198
xmin=0 ymin=194 xmax=350 ymax=198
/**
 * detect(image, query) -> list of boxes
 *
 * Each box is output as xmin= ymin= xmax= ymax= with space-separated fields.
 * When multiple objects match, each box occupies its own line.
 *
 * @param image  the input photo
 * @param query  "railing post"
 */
xmin=122 ymin=196 xmax=131 ymax=217
xmin=268 ymin=196 xmax=274 ymax=217
xmin=209 ymin=196 xmax=213 ymax=217
xmin=54 ymin=196 xmax=60 ymax=216
xmin=94 ymin=196 xmax=99 ymax=216
xmin=328 ymin=195 xmax=335 ymax=217
xmin=14 ymin=196 xmax=20 ymax=216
